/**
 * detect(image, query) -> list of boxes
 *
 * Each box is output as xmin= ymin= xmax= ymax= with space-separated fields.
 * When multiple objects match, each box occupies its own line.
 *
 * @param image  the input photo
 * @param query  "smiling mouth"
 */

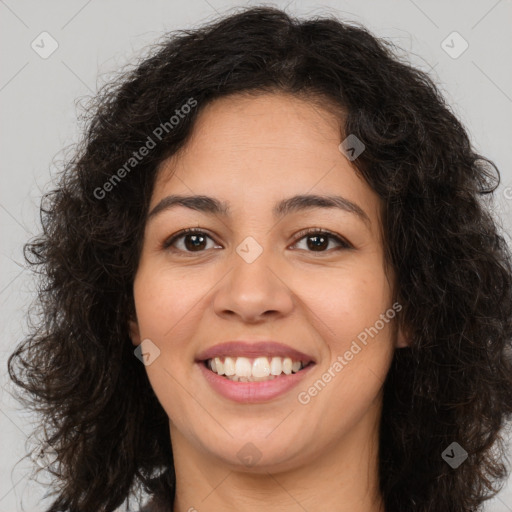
xmin=202 ymin=356 xmax=315 ymax=382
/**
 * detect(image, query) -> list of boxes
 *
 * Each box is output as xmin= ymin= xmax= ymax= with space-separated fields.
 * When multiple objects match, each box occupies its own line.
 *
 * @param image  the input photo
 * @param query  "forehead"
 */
xmin=151 ymin=92 xmax=381 ymax=230
xmin=172 ymin=91 xmax=344 ymax=162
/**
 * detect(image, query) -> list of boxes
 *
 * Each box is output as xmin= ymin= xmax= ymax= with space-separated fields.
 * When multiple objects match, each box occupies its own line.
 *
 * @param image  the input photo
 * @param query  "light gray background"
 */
xmin=1 ymin=1 xmax=511 ymax=511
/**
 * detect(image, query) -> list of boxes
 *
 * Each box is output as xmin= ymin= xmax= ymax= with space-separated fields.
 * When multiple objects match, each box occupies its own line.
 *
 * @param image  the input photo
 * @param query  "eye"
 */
xmin=291 ymin=228 xmax=353 ymax=253
xmin=162 ymin=228 xmax=221 ymax=254
xmin=162 ymin=227 xmax=353 ymax=255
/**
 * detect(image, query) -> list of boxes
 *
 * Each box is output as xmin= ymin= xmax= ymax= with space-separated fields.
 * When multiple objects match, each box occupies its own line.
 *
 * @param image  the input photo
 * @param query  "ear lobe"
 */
xmin=395 ymin=323 xmax=412 ymax=349
xmin=128 ymin=317 xmax=141 ymax=346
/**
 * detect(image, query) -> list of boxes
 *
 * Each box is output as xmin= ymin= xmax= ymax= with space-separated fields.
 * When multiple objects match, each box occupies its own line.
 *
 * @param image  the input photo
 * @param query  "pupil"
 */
xmin=185 ymin=234 xmax=206 ymax=251
xmin=307 ymin=234 xmax=327 ymax=251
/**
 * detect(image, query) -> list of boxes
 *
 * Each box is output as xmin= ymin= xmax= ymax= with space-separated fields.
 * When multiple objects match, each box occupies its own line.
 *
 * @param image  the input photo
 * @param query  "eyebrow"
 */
xmin=147 ymin=193 xmax=371 ymax=226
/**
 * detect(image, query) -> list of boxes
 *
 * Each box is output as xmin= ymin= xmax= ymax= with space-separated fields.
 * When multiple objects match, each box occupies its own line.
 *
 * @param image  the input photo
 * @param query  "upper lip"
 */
xmin=196 ymin=341 xmax=316 ymax=364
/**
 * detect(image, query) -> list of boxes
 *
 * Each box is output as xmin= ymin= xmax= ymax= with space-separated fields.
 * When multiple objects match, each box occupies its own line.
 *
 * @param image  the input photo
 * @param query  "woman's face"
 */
xmin=129 ymin=92 xmax=407 ymax=473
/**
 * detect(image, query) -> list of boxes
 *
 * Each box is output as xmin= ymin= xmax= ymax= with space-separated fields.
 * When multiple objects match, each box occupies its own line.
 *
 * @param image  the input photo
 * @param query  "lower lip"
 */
xmin=197 ymin=361 xmax=315 ymax=403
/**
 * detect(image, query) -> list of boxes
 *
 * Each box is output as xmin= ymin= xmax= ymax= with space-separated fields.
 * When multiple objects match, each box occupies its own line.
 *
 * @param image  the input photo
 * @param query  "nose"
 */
xmin=212 ymin=242 xmax=295 ymax=324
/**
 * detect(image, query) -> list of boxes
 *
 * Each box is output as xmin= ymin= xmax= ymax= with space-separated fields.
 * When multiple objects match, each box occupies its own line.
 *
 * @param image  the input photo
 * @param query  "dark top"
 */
xmin=133 ymin=495 xmax=171 ymax=512
xmin=132 ymin=468 xmax=175 ymax=512
xmin=127 ymin=466 xmax=176 ymax=512
xmin=140 ymin=489 xmax=174 ymax=512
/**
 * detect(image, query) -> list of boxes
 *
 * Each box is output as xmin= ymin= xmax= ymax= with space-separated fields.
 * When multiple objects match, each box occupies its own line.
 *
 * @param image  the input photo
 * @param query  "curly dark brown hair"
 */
xmin=7 ymin=6 xmax=512 ymax=512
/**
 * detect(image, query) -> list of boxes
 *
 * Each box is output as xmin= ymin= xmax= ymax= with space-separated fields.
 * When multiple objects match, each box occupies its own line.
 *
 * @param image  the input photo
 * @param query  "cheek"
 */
xmin=298 ymin=265 xmax=395 ymax=422
xmin=133 ymin=266 xmax=204 ymax=339
xmin=299 ymin=261 xmax=393 ymax=347
xmin=132 ymin=268 xmax=202 ymax=401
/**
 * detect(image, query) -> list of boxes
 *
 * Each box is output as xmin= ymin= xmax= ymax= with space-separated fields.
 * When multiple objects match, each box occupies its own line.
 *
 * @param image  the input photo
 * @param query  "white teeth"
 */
xmin=225 ymin=374 xmax=277 ymax=382
xmin=282 ymin=357 xmax=292 ymax=375
xmin=270 ymin=357 xmax=282 ymax=375
xmin=235 ymin=357 xmax=252 ymax=377
xmin=224 ymin=357 xmax=236 ymax=376
xmin=206 ymin=355 xmax=306 ymax=381
xmin=213 ymin=357 xmax=223 ymax=375
xmin=252 ymin=357 xmax=271 ymax=378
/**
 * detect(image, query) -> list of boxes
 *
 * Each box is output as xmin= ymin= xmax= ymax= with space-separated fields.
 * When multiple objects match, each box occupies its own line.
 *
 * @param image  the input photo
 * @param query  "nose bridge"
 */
xmin=213 ymin=233 xmax=294 ymax=321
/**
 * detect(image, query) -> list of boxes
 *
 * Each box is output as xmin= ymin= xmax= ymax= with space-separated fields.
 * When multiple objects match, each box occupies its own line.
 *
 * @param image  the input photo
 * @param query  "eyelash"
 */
xmin=162 ymin=227 xmax=353 ymax=255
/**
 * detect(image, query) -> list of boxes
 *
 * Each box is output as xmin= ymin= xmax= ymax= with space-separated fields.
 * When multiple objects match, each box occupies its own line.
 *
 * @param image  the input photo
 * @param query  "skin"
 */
xmin=129 ymin=91 xmax=408 ymax=512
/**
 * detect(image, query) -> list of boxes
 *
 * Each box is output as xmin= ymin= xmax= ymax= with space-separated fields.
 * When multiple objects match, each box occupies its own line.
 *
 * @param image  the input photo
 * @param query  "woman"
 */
xmin=8 ymin=6 xmax=512 ymax=512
